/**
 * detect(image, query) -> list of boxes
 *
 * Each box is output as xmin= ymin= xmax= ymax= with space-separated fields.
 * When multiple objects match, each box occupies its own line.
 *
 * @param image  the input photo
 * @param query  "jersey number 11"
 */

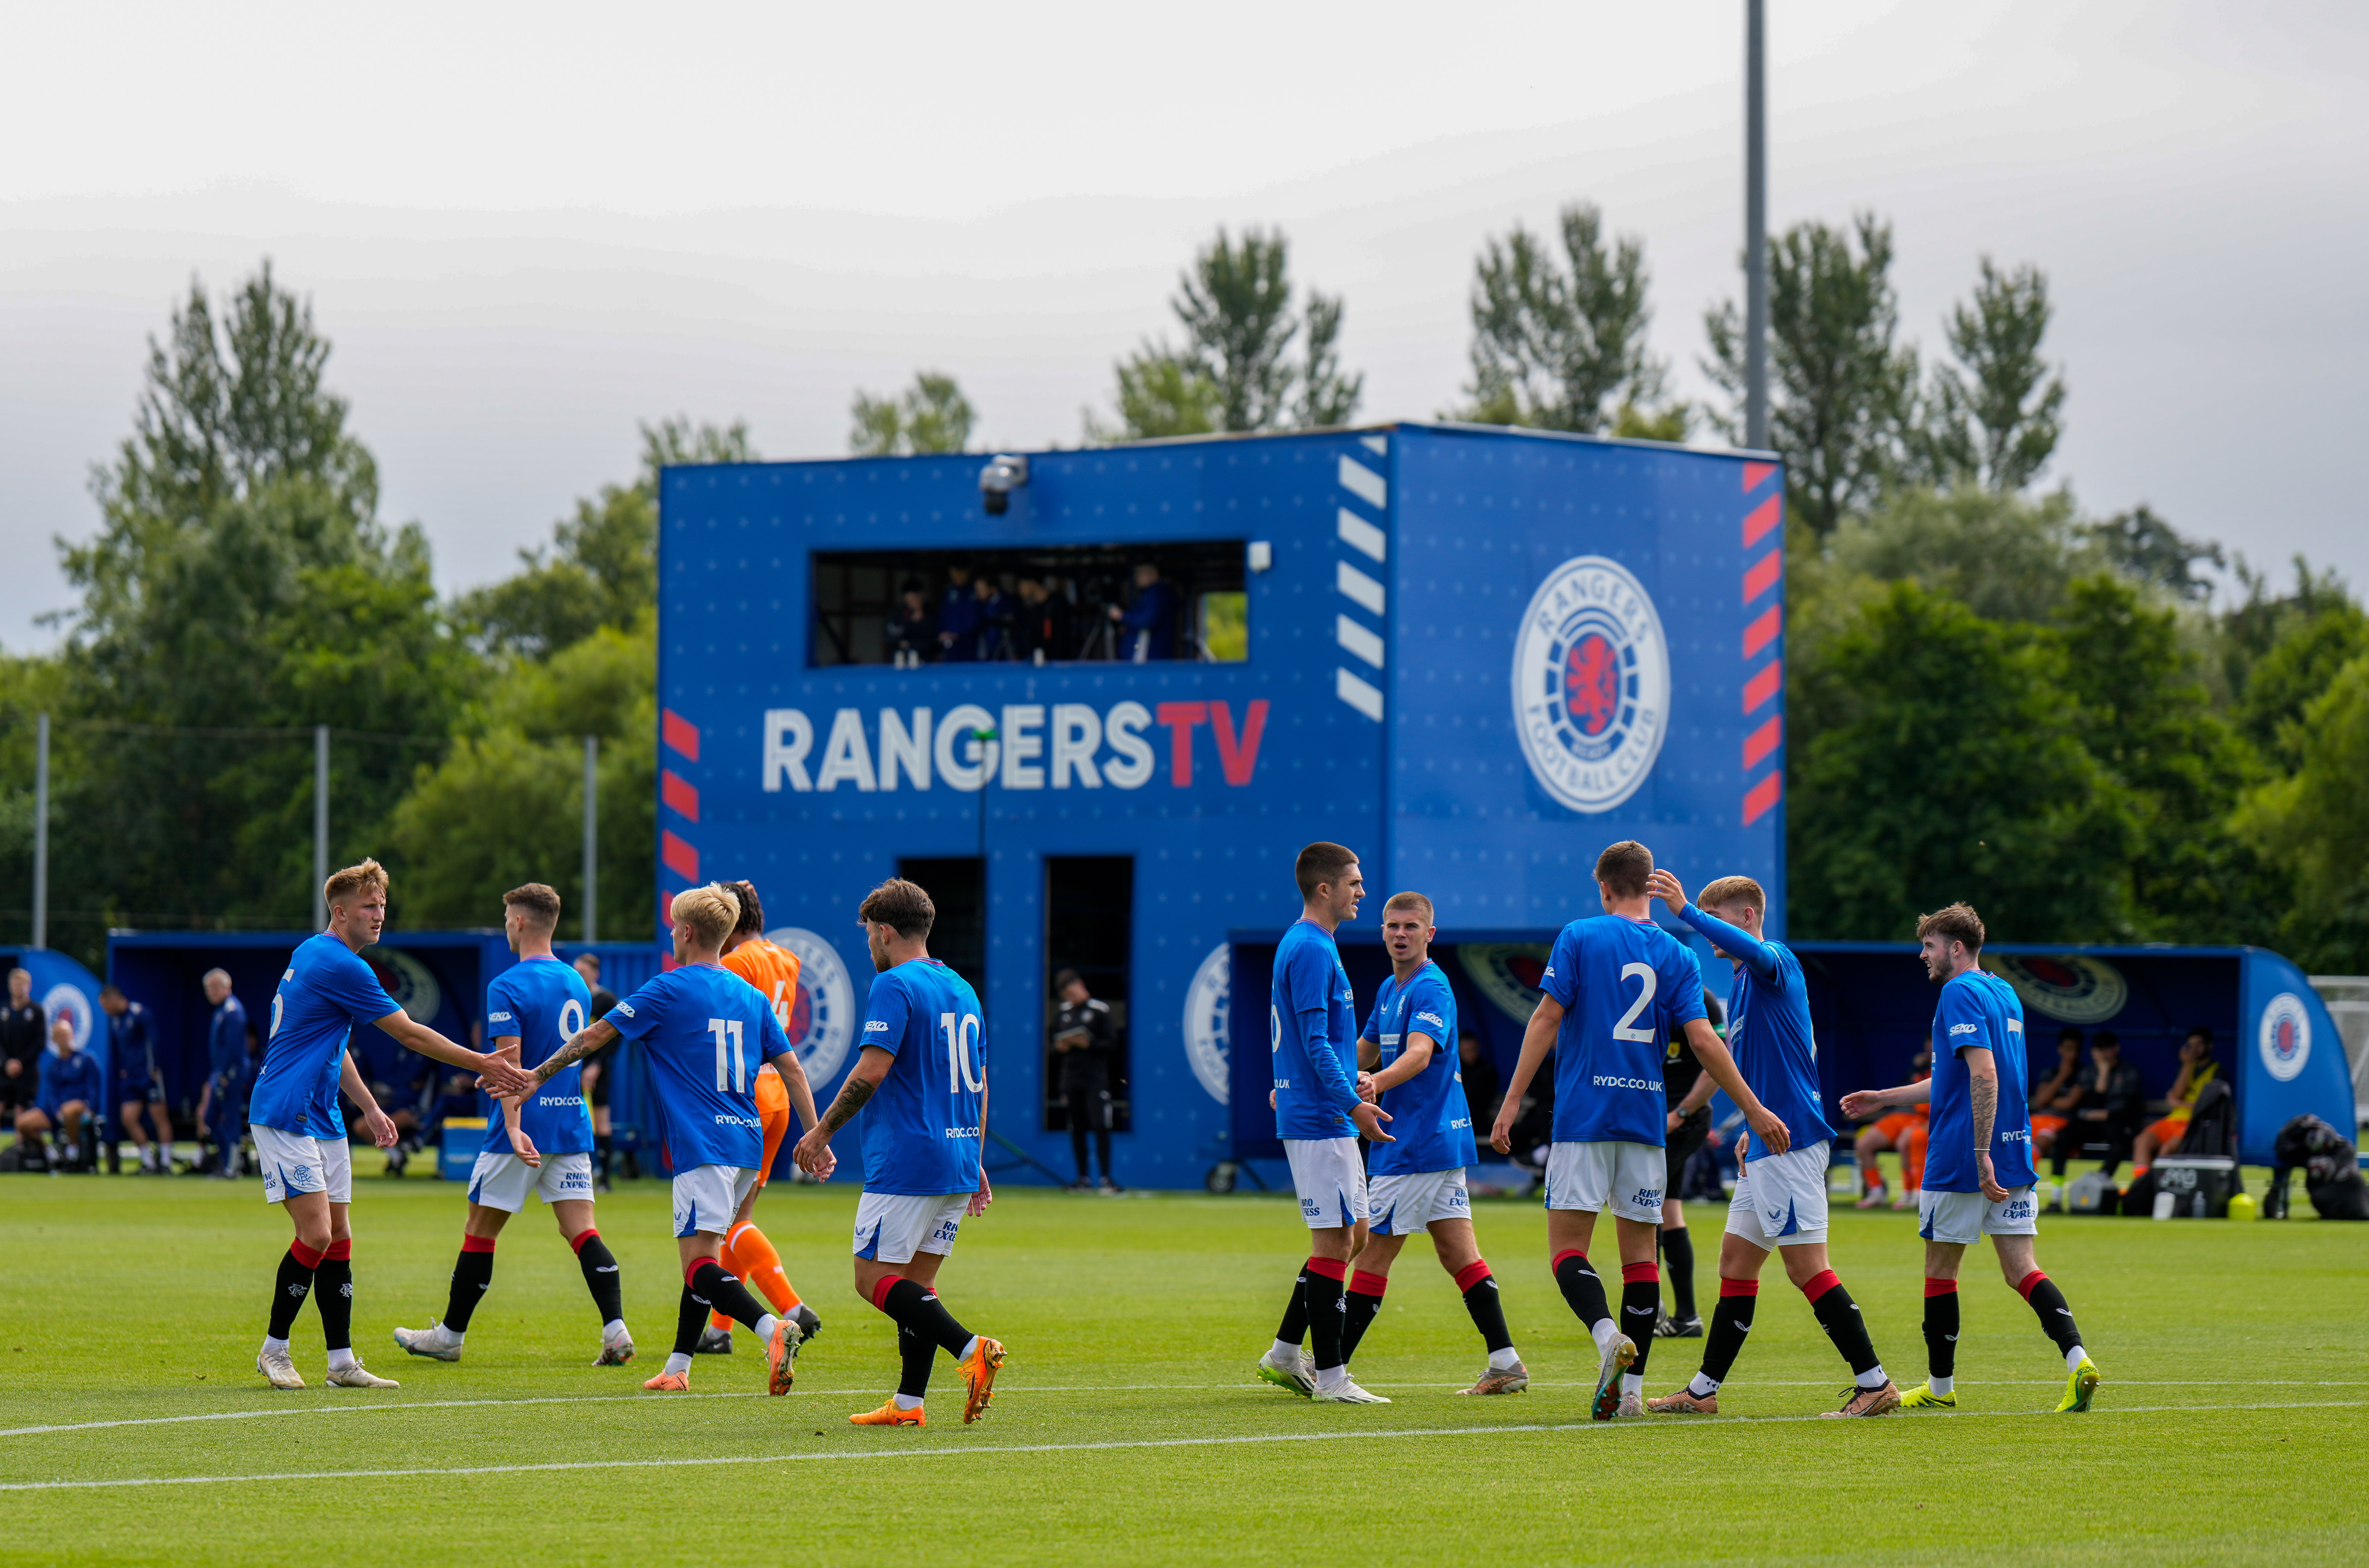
xmin=709 ymin=1018 xmax=747 ymax=1093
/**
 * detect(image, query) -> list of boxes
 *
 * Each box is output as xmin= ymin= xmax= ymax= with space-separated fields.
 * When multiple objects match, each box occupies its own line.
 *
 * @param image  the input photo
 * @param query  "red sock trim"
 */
xmin=683 ymin=1257 xmax=716 ymax=1290
xmin=1718 ymin=1277 xmax=1759 ymax=1299
xmin=568 ymin=1228 xmax=598 ymax=1255
xmin=1550 ymin=1249 xmax=1587 ymax=1273
xmin=1453 ymin=1260 xmax=1493 ymax=1292
xmin=289 ymin=1240 xmax=325 ymax=1269
xmin=2016 ymin=1269 xmax=2048 ymax=1301
xmin=1924 ymin=1276 xmax=1959 ymax=1298
xmin=869 ymin=1274 xmax=906 ymax=1312
xmin=1621 ymin=1262 xmax=1659 ymax=1285
xmin=1800 ymin=1268 xmax=1842 ymax=1303
xmin=1304 ymin=1256 xmax=1349 ymax=1283
xmin=323 ymin=1239 xmax=351 ymax=1262
xmin=460 ymin=1235 xmax=497 ymax=1255
xmin=1349 ymin=1270 xmax=1390 ymax=1298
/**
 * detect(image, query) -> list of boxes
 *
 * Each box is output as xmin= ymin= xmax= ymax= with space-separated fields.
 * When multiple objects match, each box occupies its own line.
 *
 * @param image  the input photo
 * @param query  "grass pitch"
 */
xmin=1 ymin=1170 xmax=2363 ymax=1567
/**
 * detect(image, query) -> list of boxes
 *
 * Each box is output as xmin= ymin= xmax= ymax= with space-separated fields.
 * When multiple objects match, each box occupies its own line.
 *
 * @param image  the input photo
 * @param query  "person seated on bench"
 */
xmin=2048 ymin=1030 xmax=2145 ymax=1178
xmin=2028 ymin=1027 xmax=2083 ymax=1165
xmin=2131 ymin=1028 xmax=2218 ymax=1181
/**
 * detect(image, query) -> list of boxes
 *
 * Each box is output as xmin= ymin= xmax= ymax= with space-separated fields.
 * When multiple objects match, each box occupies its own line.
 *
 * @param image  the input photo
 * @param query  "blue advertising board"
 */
xmin=655 ymin=423 xmax=1785 ymax=1189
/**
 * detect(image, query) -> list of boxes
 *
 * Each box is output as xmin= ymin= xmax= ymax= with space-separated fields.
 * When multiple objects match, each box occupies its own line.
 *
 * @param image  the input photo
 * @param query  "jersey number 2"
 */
xmin=709 ymin=1018 xmax=746 ymax=1093
xmin=1613 ymin=963 xmax=1659 ymax=1043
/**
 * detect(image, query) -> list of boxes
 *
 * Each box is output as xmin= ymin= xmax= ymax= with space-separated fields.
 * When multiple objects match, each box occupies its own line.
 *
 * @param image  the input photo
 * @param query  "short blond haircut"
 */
xmin=1696 ymin=875 xmax=1765 ymax=915
xmin=671 ymin=884 xmax=741 ymax=951
xmin=324 ymin=859 xmax=388 ymax=911
xmin=1382 ymin=890 xmax=1435 ymax=923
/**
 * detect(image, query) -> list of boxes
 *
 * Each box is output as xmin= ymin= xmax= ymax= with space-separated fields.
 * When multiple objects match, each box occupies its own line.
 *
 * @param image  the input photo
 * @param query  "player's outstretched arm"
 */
xmin=338 ymin=1050 xmax=399 ymax=1149
xmin=1368 ymin=1033 xmax=1434 ymax=1095
xmin=1685 ymin=1018 xmax=1790 ymax=1155
xmin=377 ymin=1010 xmax=534 ymax=1097
xmin=529 ymin=1018 xmax=619 ymax=1091
xmin=1838 ymin=1077 xmax=1932 ymax=1120
xmin=793 ymin=1045 xmax=892 ymax=1174
xmin=490 ymin=1038 xmax=540 ymax=1167
xmin=1491 ymin=996 xmax=1563 ymax=1153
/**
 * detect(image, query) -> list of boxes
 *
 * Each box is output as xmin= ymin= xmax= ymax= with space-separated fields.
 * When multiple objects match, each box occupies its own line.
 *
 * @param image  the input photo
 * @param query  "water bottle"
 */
xmin=2191 ymin=1191 xmax=2208 ymax=1219
xmin=2151 ymin=1189 xmax=2176 ymax=1221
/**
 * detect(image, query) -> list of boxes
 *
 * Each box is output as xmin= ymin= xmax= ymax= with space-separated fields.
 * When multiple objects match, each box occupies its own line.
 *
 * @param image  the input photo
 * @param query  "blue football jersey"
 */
xmin=1270 ymin=919 xmax=1360 ymax=1141
xmin=854 ymin=958 xmax=985 ymax=1197
xmin=604 ymin=963 xmax=791 ymax=1172
xmin=1540 ymin=914 xmax=1708 ymax=1147
xmin=1925 ymin=970 xmax=2036 ymax=1193
xmin=1362 ymin=962 xmax=1473 ymax=1177
xmin=1680 ymin=903 xmax=1834 ymax=1161
xmin=208 ymin=994 xmax=249 ymax=1080
xmin=108 ymin=1002 xmax=156 ymax=1081
xmin=250 ymin=933 xmax=400 ymax=1138
xmin=481 ymin=956 xmax=596 ymax=1157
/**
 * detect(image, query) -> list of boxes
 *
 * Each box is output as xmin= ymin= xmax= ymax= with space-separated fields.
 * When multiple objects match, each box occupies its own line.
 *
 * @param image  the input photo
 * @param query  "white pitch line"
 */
xmin=1 ymin=1401 xmax=2360 ymax=1493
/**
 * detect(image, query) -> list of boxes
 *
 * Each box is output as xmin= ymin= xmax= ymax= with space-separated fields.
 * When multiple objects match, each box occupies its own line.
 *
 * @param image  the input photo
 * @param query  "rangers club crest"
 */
xmin=1182 ymin=943 xmax=1231 ymax=1104
xmin=763 ymin=926 xmax=857 ymax=1086
xmin=2257 ymin=992 xmax=2311 ymax=1083
xmin=1989 ymin=954 xmax=2127 ymax=1025
xmin=1511 ymin=555 xmax=1670 ymax=815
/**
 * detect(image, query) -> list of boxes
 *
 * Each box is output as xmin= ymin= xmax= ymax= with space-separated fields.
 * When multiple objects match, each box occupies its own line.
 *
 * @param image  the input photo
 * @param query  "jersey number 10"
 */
xmin=940 ymin=1012 xmax=984 ymax=1094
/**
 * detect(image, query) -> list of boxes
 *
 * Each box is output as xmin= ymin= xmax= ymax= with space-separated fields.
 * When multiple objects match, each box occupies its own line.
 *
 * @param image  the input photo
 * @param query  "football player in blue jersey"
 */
xmin=529 ymin=883 xmax=819 ymax=1396
xmin=1339 ymin=891 xmax=1529 ymax=1395
xmin=1841 ymin=904 xmax=2103 ymax=1415
xmin=1490 ymin=841 xmax=1789 ymax=1421
xmin=394 ymin=884 xmax=634 ymax=1368
xmin=1256 ymin=842 xmax=1396 ymax=1406
xmin=249 ymin=861 xmax=535 ymax=1390
xmin=791 ymin=877 xmax=1007 ymax=1428
xmin=1642 ymin=870 xmax=1900 ymax=1419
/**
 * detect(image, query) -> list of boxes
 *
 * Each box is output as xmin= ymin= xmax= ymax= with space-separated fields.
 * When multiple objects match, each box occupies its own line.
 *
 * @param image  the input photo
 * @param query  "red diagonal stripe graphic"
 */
xmin=1742 ymin=494 xmax=1781 ymax=549
xmin=658 ymin=889 xmax=676 ymax=930
xmin=1742 ymin=771 xmax=1782 ymax=825
xmin=1743 ymin=605 xmax=1781 ymax=658
xmin=661 ymin=708 xmax=700 ymax=762
xmin=1743 ymin=714 xmax=1783 ymax=770
xmin=1742 ymin=550 xmax=1782 ymax=604
xmin=661 ymin=769 xmax=700 ymax=823
xmin=660 ymin=829 xmax=699 ymax=882
xmin=1743 ymin=660 xmax=1782 ymax=713
xmin=1742 ymin=460 xmax=1778 ymax=493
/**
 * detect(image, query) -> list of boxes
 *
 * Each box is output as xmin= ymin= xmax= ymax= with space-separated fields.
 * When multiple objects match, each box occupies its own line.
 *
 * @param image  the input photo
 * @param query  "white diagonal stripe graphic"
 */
xmin=1336 ymin=615 xmax=1384 ymax=668
xmin=1335 ymin=667 xmax=1384 ymax=721
xmin=1337 ymin=455 xmax=1386 ymax=510
xmin=1336 ymin=509 xmax=1386 ymax=562
xmin=1336 ymin=560 xmax=1385 ymax=616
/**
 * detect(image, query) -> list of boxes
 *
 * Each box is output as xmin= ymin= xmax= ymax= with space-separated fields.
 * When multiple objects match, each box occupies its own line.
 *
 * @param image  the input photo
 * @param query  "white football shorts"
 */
xmin=1725 ymin=1141 xmax=1832 ymax=1246
xmin=1543 ymin=1140 xmax=1664 ymax=1223
xmin=672 ymin=1163 xmax=761 ymax=1238
xmin=1367 ymin=1168 xmax=1471 ymax=1236
xmin=468 ymin=1149 xmax=595 ymax=1213
xmin=253 ymin=1124 xmax=352 ymax=1206
xmin=1919 ymin=1185 xmax=2040 ymax=1245
xmin=852 ymin=1190 xmax=967 ymax=1264
xmin=1284 ymin=1137 xmax=1369 ymax=1230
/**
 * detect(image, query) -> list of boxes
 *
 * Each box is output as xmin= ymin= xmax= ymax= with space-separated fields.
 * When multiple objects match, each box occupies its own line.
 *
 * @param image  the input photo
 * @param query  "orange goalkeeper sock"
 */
xmin=726 ymin=1222 xmax=801 ymax=1314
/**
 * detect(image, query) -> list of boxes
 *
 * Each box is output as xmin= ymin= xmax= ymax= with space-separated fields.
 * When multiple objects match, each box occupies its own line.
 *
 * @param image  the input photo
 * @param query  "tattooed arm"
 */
xmin=793 ymin=1045 xmax=894 ymax=1176
xmin=1964 ymin=1046 xmax=2007 ymax=1200
xmin=532 ymin=1018 xmax=619 ymax=1089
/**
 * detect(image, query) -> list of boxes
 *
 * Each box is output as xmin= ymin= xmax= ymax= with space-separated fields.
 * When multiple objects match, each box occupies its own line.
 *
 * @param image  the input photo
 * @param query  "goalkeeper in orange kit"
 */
xmin=696 ymin=880 xmax=825 ymax=1356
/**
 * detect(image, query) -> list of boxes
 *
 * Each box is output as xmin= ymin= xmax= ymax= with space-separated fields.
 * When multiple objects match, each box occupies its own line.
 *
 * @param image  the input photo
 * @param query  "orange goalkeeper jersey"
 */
xmin=724 ymin=938 xmax=803 ymax=1039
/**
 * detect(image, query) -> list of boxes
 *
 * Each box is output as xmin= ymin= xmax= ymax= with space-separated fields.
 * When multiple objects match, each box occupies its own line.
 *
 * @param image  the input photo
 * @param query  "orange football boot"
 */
xmin=958 ymin=1336 xmax=1007 ymax=1424
xmin=642 ymin=1368 xmax=691 ymax=1392
xmin=849 ymin=1398 xmax=926 ymax=1427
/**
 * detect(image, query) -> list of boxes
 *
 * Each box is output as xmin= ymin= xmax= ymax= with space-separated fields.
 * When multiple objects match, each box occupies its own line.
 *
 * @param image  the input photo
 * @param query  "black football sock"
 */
xmin=897 ymin=1323 xmax=938 ymax=1398
xmin=316 ymin=1241 xmax=354 ymax=1354
xmin=1662 ymin=1226 xmax=1697 ymax=1320
xmin=1070 ymin=1124 xmax=1090 ymax=1183
xmin=1697 ymin=1280 xmax=1758 ymax=1387
xmin=2017 ymin=1270 xmax=2086 ymax=1360
xmin=268 ymin=1242 xmax=322 ymax=1340
xmin=1339 ymin=1271 xmax=1387 ymax=1363
xmin=1804 ymin=1270 xmax=1884 ymax=1383
xmin=572 ymin=1229 xmax=624 ymax=1325
xmin=874 ymin=1275 xmax=974 ymax=1357
xmin=1275 ymin=1267 xmax=1309 ymax=1346
xmin=672 ymin=1286 xmax=706 ymax=1358
xmin=1924 ymin=1279 xmax=1960 ymax=1381
xmin=1304 ymin=1260 xmax=1348 ymax=1372
xmin=688 ymin=1258 xmax=771 ymax=1332
xmin=1620 ymin=1265 xmax=1660 ymax=1377
xmin=1552 ymin=1250 xmax=1611 ymax=1331
xmin=1455 ymin=1261 xmax=1514 ymax=1353
xmin=445 ymin=1236 xmax=497 ymax=1332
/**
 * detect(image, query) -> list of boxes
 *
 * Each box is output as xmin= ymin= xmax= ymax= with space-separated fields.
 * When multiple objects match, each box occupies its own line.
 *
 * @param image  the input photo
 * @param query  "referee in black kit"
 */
xmin=1052 ymin=968 xmax=1121 ymax=1193
xmin=1654 ymin=988 xmax=1727 ymax=1338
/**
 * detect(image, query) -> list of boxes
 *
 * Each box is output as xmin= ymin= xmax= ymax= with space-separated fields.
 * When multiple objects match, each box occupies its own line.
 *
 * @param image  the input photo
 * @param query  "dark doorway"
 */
xmin=1043 ymin=856 xmax=1132 ymax=1132
xmin=897 ymin=857 xmax=984 ymax=1003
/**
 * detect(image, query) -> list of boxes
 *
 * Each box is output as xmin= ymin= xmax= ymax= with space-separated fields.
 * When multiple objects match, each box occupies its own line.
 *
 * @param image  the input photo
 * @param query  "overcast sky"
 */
xmin=3 ymin=0 xmax=2362 ymax=651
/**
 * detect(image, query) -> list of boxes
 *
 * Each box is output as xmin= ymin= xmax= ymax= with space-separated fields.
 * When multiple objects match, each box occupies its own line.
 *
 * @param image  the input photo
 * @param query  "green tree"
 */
xmin=1085 ymin=352 xmax=1223 ymax=442
xmin=1789 ymin=581 xmax=2130 ymax=941
xmin=1918 ymin=257 xmax=2066 ymax=492
xmin=1458 ymin=203 xmax=1674 ymax=434
xmin=2235 ymin=653 xmax=2369 ymax=971
xmin=2089 ymin=504 xmax=2224 ymax=605
xmin=2220 ymin=561 xmax=2369 ymax=768
xmin=1829 ymin=485 xmax=2099 ymax=625
xmin=849 ymin=372 xmax=977 ymax=456
xmin=1706 ymin=214 xmax=1919 ymax=538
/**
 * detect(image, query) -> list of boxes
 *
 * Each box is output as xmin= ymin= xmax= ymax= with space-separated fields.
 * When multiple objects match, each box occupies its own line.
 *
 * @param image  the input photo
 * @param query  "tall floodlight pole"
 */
xmin=31 ymin=712 xmax=49 ymax=949
xmin=1744 ymin=0 xmax=1770 ymax=449
xmin=314 ymin=725 xmax=330 ymax=929
xmin=582 ymin=734 xmax=599 ymax=943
